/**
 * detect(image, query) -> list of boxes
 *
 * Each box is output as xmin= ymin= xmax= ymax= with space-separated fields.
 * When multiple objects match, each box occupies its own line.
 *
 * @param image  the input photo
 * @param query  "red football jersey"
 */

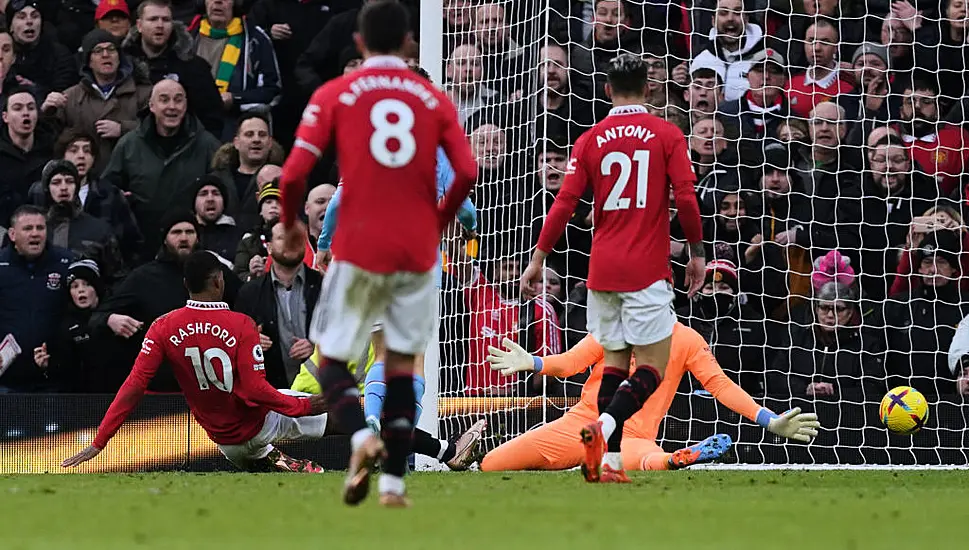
xmin=93 ymin=301 xmax=312 ymax=449
xmin=279 ymin=56 xmax=477 ymax=274
xmin=537 ymin=105 xmax=703 ymax=292
xmin=905 ymin=125 xmax=969 ymax=197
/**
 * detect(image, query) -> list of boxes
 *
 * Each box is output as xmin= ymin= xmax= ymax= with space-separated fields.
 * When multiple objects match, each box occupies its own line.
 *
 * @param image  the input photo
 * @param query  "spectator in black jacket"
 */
xmin=121 ymin=0 xmax=225 ymax=137
xmin=41 ymin=159 xmax=125 ymax=283
xmin=767 ymin=281 xmax=888 ymax=404
xmin=854 ymin=134 xmax=948 ymax=301
xmin=247 ymin=0 xmax=358 ymax=147
xmin=677 ymin=259 xmax=770 ymax=395
xmin=29 ymin=129 xmax=144 ymax=268
xmin=234 ymin=221 xmax=321 ymax=388
xmin=0 ymin=88 xmax=55 ymax=230
xmin=89 ymin=211 xmax=241 ymax=391
xmin=885 ymin=229 xmax=968 ymax=401
xmin=0 ymin=204 xmax=73 ymax=392
xmin=719 ymin=48 xmax=793 ymax=145
xmin=292 ymin=3 xmax=364 ymax=98
xmin=34 ymin=259 xmax=128 ymax=393
xmin=192 ymin=174 xmax=241 ymax=265
xmin=7 ymin=1 xmax=78 ymax=95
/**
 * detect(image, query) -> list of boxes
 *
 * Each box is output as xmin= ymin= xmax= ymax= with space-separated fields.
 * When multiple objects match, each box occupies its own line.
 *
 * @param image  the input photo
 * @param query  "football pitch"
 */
xmin=0 ymin=470 xmax=965 ymax=549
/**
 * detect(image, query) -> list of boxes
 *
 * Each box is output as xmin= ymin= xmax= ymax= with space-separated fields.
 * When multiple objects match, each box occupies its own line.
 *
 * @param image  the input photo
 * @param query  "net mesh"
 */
xmin=435 ymin=0 xmax=969 ymax=465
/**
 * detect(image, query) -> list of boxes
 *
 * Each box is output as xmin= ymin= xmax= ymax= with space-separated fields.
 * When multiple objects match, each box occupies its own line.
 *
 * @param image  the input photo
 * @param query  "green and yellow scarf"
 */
xmin=200 ymin=17 xmax=244 ymax=94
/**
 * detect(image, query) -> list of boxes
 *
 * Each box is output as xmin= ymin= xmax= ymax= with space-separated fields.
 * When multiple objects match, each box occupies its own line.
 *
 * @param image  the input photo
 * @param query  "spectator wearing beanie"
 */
xmin=191 ymin=174 xmax=241 ymax=264
xmin=41 ymin=29 xmax=152 ymax=175
xmin=42 ymin=159 xmax=125 ymax=283
xmin=90 ymin=210 xmax=241 ymax=391
xmin=884 ymin=229 xmax=968 ymax=400
xmin=234 ymin=180 xmax=280 ymax=282
xmin=37 ymin=259 xmax=129 ymax=393
xmin=6 ymin=0 xmax=78 ymax=95
xmin=676 ymin=259 xmax=768 ymax=395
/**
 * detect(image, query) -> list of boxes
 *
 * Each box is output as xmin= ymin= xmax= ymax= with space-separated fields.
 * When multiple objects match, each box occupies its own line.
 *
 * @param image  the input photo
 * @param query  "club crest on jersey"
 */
xmin=46 ymin=272 xmax=62 ymax=290
xmin=566 ymin=157 xmax=578 ymax=175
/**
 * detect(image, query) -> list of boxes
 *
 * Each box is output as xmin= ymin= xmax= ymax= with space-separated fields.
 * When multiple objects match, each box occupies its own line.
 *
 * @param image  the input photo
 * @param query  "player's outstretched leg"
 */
xmin=379 ymin=350 xmax=417 ymax=507
xmin=667 ymin=434 xmax=733 ymax=470
xmin=410 ymin=419 xmax=488 ymax=471
xmin=318 ymin=357 xmax=385 ymax=505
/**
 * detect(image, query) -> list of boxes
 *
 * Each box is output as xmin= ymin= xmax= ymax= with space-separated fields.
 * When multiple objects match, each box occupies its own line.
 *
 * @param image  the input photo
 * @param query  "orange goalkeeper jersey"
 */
xmin=539 ymin=322 xmax=762 ymax=440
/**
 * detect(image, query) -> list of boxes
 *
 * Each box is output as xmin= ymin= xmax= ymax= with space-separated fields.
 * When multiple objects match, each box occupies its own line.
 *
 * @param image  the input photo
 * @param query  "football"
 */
xmin=879 ymin=386 xmax=929 ymax=435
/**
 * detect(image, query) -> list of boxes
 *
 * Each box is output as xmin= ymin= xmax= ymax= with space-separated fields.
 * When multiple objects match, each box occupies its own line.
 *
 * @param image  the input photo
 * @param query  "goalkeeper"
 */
xmin=481 ymin=323 xmax=819 ymax=472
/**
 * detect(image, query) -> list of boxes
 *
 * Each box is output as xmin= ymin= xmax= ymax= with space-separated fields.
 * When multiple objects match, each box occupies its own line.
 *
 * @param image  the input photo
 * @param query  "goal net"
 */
xmin=426 ymin=0 xmax=969 ymax=467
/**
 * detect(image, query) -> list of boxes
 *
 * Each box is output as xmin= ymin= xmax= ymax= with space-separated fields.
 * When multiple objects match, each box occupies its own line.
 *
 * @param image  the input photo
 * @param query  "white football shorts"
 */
xmin=586 ymin=279 xmax=676 ymax=351
xmin=310 ymin=260 xmax=436 ymax=360
xmin=217 ymin=390 xmax=328 ymax=467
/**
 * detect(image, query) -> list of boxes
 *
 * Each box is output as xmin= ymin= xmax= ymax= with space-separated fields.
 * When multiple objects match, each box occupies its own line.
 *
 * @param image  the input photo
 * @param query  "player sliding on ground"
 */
xmin=522 ymin=53 xmax=706 ymax=483
xmin=62 ymin=251 xmax=330 ymax=473
xmin=279 ymin=0 xmax=477 ymax=506
xmin=481 ymin=322 xmax=821 ymax=472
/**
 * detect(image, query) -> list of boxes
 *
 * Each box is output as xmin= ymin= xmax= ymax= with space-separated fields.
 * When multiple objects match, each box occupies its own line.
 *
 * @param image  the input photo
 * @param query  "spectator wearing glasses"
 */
xmin=767 ymin=281 xmax=887 ymax=404
xmin=41 ymin=29 xmax=153 ymax=174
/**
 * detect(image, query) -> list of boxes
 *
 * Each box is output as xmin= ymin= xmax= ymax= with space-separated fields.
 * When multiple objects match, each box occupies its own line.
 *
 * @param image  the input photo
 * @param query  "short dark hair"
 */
xmin=3 ymin=86 xmax=37 ymax=111
xmin=10 ymin=204 xmax=45 ymax=227
xmin=183 ymin=251 xmax=223 ymax=294
xmin=908 ymin=74 xmax=940 ymax=97
xmin=136 ymin=0 xmax=172 ymax=19
xmin=358 ymin=0 xmax=410 ymax=55
xmin=235 ymin=111 xmax=271 ymax=135
xmin=54 ymin=128 xmax=100 ymax=162
xmin=606 ymin=53 xmax=648 ymax=97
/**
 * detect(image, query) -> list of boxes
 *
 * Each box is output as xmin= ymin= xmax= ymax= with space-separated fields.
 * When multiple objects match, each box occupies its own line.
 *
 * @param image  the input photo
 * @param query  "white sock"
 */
xmin=599 ymin=413 xmax=617 ymax=442
xmin=602 ymin=452 xmax=623 ymax=470
xmin=436 ymin=440 xmax=450 ymax=461
xmin=350 ymin=428 xmax=372 ymax=452
xmin=379 ymin=474 xmax=406 ymax=496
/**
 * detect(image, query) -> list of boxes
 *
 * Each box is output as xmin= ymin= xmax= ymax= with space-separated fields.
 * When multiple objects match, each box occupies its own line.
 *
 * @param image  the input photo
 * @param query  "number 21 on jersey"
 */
xmin=601 ymin=150 xmax=650 ymax=211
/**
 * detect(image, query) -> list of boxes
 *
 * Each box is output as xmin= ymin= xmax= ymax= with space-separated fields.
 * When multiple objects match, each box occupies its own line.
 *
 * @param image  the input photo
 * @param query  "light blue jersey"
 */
xmin=317 ymin=147 xmax=477 ymax=288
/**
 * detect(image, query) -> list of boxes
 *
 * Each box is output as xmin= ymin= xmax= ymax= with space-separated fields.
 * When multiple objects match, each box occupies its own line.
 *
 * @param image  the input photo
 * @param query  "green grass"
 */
xmin=0 ymin=471 xmax=965 ymax=550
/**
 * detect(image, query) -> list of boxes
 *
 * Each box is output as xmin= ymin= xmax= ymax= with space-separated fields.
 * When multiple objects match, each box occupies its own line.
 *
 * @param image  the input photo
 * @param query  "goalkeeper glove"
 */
xmin=486 ymin=338 xmax=543 ymax=376
xmin=757 ymin=407 xmax=820 ymax=443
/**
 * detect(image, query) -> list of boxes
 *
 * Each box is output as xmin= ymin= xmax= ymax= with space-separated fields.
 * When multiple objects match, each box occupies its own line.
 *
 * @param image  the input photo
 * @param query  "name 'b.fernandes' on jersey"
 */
xmin=536 ymin=105 xmax=704 ymax=292
xmin=278 ymin=56 xmax=477 ymax=274
xmin=91 ymin=302 xmax=313 ymax=450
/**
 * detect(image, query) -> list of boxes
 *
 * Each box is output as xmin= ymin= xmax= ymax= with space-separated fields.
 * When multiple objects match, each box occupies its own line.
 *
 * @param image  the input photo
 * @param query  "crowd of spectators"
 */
xmin=0 ymin=0 xmax=968 ymax=430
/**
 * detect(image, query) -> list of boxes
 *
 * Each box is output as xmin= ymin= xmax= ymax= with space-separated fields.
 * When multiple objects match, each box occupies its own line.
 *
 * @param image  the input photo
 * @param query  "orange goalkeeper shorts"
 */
xmin=480 ymin=409 xmax=669 ymax=472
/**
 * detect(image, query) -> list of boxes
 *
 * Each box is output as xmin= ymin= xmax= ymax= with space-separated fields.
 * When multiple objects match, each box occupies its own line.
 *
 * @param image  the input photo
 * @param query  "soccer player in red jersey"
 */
xmin=277 ymin=1 xmax=476 ymax=506
xmin=522 ymin=54 xmax=706 ymax=483
xmin=61 ymin=251 xmax=329 ymax=473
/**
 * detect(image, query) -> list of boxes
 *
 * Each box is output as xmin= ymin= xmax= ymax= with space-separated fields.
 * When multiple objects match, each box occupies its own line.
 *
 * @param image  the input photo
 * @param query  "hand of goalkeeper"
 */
xmin=762 ymin=407 xmax=820 ymax=443
xmin=486 ymin=338 xmax=536 ymax=376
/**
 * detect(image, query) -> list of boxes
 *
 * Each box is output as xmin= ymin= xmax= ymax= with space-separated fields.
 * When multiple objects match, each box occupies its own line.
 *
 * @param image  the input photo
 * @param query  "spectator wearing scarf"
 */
xmin=189 ymin=0 xmax=281 ymax=141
